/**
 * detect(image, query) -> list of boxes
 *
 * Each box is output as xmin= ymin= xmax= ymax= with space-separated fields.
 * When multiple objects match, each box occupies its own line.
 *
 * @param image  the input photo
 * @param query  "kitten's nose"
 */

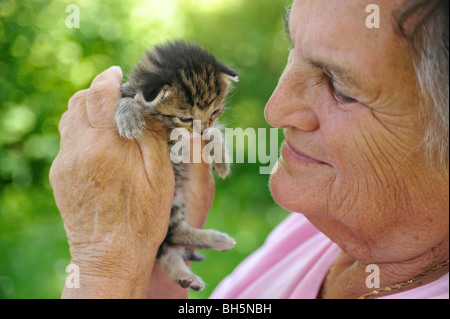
xmin=193 ymin=121 xmax=210 ymax=135
xmin=201 ymin=122 xmax=208 ymax=135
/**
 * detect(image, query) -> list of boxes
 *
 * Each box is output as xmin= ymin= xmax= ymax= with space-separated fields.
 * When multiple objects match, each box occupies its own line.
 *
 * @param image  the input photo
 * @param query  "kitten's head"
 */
xmin=134 ymin=40 xmax=238 ymax=134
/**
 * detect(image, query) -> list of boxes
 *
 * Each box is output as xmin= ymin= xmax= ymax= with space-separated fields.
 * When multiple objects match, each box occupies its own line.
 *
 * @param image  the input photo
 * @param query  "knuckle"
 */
xmin=58 ymin=112 xmax=68 ymax=134
xmin=68 ymin=89 xmax=88 ymax=108
xmin=49 ymin=157 xmax=60 ymax=188
xmin=88 ymin=81 xmax=121 ymax=102
xmin=88 ymin=81 xmax=111 ymax=99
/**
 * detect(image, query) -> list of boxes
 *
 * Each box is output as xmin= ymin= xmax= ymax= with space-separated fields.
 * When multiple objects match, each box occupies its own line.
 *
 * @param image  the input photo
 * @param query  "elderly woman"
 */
xmin=50 ymin=0 xmax=448 ymax=299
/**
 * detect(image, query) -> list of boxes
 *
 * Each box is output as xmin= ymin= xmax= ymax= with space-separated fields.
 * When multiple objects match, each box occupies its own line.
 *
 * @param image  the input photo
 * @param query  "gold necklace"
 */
xmin=358 ymin=259 xmax=449 ymax=299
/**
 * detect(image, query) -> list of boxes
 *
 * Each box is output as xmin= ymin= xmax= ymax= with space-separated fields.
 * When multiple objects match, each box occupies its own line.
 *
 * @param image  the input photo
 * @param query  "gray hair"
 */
xmin=394 ymin=0 xmax=449 ymax=175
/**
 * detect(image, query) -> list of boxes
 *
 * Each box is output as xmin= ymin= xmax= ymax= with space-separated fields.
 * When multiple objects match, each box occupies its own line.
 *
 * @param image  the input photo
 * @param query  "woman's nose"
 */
xmin=265 ymin=69 xmax=320 ymax=132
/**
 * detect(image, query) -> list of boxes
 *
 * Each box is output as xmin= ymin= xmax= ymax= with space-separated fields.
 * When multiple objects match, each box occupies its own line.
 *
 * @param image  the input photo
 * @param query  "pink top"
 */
xmin=211 ymin=213 xmax=449 ymax=299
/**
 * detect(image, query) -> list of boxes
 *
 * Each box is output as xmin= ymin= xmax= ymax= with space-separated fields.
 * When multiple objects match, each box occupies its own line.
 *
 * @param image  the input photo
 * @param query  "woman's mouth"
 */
xmin=281 ymin=140 xmax=331 ymax=167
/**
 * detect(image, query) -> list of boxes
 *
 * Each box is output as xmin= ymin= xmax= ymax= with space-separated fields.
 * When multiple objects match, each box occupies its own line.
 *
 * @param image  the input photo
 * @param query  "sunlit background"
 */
xmin=0 ymin=0 xmax=291 ymax=298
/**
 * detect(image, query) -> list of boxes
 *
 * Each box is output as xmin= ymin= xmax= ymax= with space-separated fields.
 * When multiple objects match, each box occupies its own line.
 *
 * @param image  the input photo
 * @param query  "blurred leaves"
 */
xmin=0 ymin=0 xmax=290 ymax=299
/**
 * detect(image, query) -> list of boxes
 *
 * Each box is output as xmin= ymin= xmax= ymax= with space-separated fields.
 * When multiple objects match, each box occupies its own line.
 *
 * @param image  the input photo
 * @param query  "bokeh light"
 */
xmin=0 ymin=0 xmax=291 ymax=299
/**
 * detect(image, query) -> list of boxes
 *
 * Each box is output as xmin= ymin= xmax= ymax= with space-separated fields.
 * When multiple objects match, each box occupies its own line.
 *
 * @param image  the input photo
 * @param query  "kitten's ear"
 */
xmin=220 ymin=64 xmax=239 ymax=83
xmin=142 ymin=85 xmax=172 ymax=107
xmin=141 ymin=75 xmax=171 ymax=107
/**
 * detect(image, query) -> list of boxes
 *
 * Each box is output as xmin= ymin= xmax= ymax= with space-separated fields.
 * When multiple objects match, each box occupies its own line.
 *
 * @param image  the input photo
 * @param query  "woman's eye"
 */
xmin=330 ymin=82 xmax=358 ymax=104
xmin=328 ymin=78 xmax=358 ymax=104
xmin=324 ymin=73 xmax=358 ymax=104
xmin=179 ymin=117 xmax=192 ymax=123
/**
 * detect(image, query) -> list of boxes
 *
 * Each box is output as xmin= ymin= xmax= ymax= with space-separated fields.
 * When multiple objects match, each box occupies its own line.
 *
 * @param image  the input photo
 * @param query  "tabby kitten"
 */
xmin=114 ymin=40 xmax=238 ymax=291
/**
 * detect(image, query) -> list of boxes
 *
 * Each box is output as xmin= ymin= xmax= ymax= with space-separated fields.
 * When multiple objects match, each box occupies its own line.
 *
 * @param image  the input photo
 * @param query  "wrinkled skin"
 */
xmin=266 ymin=0 xmax=449 ymax=298
xmin=50 ymin=67 xmax=214 ymax=298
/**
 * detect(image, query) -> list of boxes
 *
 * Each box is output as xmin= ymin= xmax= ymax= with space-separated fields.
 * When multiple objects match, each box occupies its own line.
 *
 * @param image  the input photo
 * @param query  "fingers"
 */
xmin=49 ymin=155 xmax=60 ymax=190
xmin=91 ymin=65 xmax=123 ymax=86
xmin=68 ymin=89 xmax=89 ymax=114
xmin=58 ymin=111 xmax=68 ymax=136
xmin=86 ymin=66 xmax=123 ymax=129
xmin=58 ymin=89 xmax=89 ymax=136
xmin=53 ymin=89 xmax=89 ymax=193
xmin=59 ymin=66 xmax=123 ymax=135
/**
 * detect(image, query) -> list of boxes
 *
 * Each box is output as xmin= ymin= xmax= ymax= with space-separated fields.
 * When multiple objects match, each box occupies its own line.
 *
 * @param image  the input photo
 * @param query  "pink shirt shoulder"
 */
xmin=211 ymin=213 xmax=449 ymax=299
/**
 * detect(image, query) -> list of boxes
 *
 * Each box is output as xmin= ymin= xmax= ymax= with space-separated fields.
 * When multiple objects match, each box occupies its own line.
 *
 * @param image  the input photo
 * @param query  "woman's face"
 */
xmin=265 ymin=0 xmax=449 ymax=263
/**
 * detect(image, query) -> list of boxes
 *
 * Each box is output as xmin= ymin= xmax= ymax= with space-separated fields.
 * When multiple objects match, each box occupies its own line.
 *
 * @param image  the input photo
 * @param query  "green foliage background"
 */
xmin=0 ymin=0 xmax=291 ymax=299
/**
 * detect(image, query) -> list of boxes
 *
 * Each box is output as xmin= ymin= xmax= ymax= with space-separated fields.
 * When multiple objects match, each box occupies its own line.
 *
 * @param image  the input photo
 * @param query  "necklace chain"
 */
xmin=358 ymin=259 xmax=449 ymax=299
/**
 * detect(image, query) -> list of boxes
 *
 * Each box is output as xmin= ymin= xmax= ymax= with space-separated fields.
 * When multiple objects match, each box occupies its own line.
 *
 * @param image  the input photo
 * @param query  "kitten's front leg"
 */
xmin=115 ymin=97 xmax=146 ymax=139
xmin=212 ymin=129 xmax=230 ymax=178
xmin=213 ymin=159 xmax=230 ymax=179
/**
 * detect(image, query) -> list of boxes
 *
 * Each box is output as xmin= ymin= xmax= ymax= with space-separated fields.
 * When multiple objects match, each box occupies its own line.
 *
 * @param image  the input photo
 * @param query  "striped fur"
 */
xmin=114 ymin=40 xmax=237 ymax=290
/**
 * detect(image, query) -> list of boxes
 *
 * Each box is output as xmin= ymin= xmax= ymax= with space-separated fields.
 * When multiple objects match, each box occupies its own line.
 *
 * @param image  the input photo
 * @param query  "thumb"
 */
xmin=86 ymin=66 xmax=123 ymax=129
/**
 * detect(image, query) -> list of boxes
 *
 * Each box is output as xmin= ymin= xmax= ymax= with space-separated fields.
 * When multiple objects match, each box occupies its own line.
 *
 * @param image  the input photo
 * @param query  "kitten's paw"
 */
xmin=115 ymin=112 xmax=145 ymax=139
xmin=177 ymin=273 xmax=205 ymax=291
xmin=159 ymin=246 xmax=206 ymax=291
xmin=115 ymin=100 xmax=146 ymax=139
xmin=213 ymin=162 xmax=230 ymax=179
xmin=209 ymin=231 xmax=236 ymax=251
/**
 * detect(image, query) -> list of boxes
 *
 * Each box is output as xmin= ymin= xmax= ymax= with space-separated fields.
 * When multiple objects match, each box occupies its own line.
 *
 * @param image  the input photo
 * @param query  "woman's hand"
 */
xmin=50 ymin=66 xmax=215 ymax=298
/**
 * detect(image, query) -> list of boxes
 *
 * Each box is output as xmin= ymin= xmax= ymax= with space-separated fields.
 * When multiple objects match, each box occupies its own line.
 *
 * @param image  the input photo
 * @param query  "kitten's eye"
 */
xmin=212 ymin=110 xmax=220 ymax=117
xmin=179 ymin=117 xmax=192 ymax=123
